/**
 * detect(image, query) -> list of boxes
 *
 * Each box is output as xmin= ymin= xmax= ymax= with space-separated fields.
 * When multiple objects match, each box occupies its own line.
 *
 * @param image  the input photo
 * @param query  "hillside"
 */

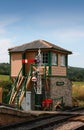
xmin=0 ymin=63 xmax=10 ymax=75
xmin=67 ymin=66 xmax=84 ymax=81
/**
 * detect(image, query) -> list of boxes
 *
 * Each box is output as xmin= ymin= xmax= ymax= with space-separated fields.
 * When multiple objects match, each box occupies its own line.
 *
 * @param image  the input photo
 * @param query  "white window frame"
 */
xmin=41 ymin=52 xmax=48 ymax=65
xmin=52 ymin=53 xmax=58 ymax=65
xmin=60 ymin=54 xmax=66 ymax=66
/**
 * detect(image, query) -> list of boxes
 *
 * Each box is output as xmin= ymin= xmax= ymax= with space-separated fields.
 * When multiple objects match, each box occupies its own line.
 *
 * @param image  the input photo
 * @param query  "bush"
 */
xmin=0 ymin=81 xmax=12 ymax=103
xmin=0 ymin=63 xmax=10 ymax=75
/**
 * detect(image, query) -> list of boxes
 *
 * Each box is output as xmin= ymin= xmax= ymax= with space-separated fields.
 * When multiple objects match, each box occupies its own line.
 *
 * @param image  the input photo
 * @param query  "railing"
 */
xmin=7 ymin=67 xmax=23 ymax=104
xmin=31 ymin=64 xmax=50 ymax=78
xmin=7 ymin=65 xmax=32 ymax=108
xmin=18 ymin=68 xmax=31 ymax=108
xmin=51 ymin=96 xmax=65 ymax=110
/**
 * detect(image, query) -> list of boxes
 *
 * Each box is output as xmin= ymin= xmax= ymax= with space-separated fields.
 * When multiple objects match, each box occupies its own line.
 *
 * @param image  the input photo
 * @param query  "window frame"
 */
xmin=41 ymin=52 xmax=49 ymax=65
xmin=52 ymin=52 xmax=58 ymax=65
xmin=60 ymin=54 xmax=67 ymax=67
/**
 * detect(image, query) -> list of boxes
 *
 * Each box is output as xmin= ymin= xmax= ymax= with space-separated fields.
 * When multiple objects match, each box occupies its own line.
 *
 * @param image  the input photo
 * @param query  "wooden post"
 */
xmin=48 ymin=51 xmax=52 ymax=76
xmin=0 ymin=87 xmax=2 ymax=103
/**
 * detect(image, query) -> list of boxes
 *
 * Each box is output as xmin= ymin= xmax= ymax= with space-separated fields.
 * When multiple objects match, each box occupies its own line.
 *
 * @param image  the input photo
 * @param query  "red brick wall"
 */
xmin=25 ymin=51 xmax=36 ymax=74
xmin=52 ymin=66 xmax=66 ymax=76
xmin=11 ymin=53 xmax=22 ymax=77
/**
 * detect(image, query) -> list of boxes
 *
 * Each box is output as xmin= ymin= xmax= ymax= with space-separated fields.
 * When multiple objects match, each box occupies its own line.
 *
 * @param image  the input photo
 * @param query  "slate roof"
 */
xmin=8 ymin=39 xmax=72 ymax=54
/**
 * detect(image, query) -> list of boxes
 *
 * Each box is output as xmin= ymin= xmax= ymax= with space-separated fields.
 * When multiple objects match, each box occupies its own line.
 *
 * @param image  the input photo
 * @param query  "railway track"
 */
xmin=0 ymin=106 xmax=84 ymax=130
xmin=70 ymin=106 xmax=84 ymax=113
xmin=0 ymin=113 xmax=78 ymax=130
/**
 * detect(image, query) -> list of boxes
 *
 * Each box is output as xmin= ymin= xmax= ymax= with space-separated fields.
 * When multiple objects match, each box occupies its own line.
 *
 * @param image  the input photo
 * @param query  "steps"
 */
xmin=8 ymin=67 xmax=31 ymax=108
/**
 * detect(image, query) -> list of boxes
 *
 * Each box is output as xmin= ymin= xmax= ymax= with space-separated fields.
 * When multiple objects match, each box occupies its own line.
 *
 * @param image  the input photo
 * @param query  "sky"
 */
xmin=0 ymin=0 xmax=84 ymax=68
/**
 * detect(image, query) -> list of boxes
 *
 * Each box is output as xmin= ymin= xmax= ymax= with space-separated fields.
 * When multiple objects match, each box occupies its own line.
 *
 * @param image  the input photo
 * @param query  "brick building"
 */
xmin=8 ymin=39 xmax=72 ymax=110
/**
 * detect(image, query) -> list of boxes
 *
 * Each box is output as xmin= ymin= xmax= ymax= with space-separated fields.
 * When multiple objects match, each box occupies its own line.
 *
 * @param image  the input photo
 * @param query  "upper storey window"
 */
xmin=42 ymin=52 xmax=48 ymax=65
xmin=52 ymin=53 xmax=58 ymax=65
xmin=60 ymin=54 xmax=67 ymax=66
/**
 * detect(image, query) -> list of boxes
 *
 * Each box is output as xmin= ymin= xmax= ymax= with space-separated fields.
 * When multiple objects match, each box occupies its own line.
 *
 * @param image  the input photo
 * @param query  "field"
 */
xmin=0 ymin=75 xmax=9 ymax=81
xmin=72 ymin=81 xmax=84 ymax=106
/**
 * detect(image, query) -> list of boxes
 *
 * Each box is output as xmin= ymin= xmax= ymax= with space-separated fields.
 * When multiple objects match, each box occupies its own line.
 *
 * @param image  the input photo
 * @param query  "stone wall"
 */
xmin=50 ymin=77 xmax=72 ymax=107
xmin=30 ymin=77 xmax=72 ymax=110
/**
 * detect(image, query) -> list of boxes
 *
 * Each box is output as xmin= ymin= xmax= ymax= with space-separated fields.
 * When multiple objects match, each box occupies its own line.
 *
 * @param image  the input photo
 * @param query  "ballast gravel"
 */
xmin=54 ymin=121 xmax=84 ymax=130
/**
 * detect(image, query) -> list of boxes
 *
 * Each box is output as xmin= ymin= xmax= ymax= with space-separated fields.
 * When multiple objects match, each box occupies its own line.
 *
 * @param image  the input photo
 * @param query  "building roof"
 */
xmin=8 ymin=39 xmax=72 ymax=54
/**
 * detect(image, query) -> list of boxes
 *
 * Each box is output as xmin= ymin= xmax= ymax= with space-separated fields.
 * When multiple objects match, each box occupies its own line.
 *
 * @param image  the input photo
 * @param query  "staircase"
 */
xmin=7 ymin=67 xmax=31 ymax=108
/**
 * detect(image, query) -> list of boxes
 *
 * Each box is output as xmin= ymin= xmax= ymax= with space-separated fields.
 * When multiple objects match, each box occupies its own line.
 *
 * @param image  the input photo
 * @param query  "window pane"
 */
xmin=61 ymin=55 xmax=66 ymax=66
xmin=42 ymin=52 xmax=48 ymax=64
xmin=52 ymin=53 xmax=58 ymax=65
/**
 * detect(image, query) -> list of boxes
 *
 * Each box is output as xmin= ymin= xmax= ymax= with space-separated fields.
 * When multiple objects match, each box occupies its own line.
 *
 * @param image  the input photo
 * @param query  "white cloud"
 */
xmin=0 ymin=15 xmax=20 ymax=27
xmin=0 ymin=15 xmax=20 ymax=34
xmin=52 ymin=28 xmax=84 ymax=38
xmin=72 ymin=51 xmax=80 ymax=56
xmin=0 ymin=28 xmax=6 ymax=34
xmin=0 ymin=15 xmax=21 ymax=62
xmin=0 ymin=39 xmax=12 ymax=63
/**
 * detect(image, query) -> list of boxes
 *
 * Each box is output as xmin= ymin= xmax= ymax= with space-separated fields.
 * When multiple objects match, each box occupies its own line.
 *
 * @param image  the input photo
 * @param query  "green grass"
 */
xmin=0 ymin=75 xmax=10 ymax=81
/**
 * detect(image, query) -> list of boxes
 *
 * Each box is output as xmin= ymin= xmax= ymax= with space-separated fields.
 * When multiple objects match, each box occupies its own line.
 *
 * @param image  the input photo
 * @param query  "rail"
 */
xmin=0 ymin=113 xmax=76 ymax=130
xmin=0 ymin=106 xmax=84 ymax=130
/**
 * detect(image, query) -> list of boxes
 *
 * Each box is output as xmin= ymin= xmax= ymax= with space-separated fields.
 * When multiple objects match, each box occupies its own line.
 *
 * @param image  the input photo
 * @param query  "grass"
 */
xmin=72 ymin=81 xmax=84 ymax=106
xmin=72 ymin=81 xmax=84 ymax=86
xmin=0 ymin=75 xmax=10 ymax=81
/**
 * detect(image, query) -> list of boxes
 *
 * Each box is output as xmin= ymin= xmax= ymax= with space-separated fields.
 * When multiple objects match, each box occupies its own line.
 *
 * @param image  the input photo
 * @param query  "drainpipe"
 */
xmin=48 ymin=51 xmax=52 ymax=76
xmin=22 ymin=52 xmax=25 ymax=76
xmin=9 ymin=52 xmax=11 ymax=79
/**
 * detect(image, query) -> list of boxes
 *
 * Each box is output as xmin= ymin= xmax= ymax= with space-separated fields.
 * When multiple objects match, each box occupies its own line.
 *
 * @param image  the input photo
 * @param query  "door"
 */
xmin=21 ymin=91 xmax=31 ymax=111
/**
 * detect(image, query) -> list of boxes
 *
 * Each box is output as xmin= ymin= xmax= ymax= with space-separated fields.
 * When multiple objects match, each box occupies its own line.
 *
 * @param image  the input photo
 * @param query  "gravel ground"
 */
xmin=54 ymin=121 xmax=84 ymax=130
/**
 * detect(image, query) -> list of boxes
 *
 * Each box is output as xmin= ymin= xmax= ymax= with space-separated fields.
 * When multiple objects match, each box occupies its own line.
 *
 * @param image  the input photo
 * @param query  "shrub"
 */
xmin=0 ymin=81 xmax=12 ymax=103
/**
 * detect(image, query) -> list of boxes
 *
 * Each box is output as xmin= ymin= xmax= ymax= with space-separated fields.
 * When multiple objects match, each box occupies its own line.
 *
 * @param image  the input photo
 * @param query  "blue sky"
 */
xmin=0 ymin=0 xmax=84 ymax=68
